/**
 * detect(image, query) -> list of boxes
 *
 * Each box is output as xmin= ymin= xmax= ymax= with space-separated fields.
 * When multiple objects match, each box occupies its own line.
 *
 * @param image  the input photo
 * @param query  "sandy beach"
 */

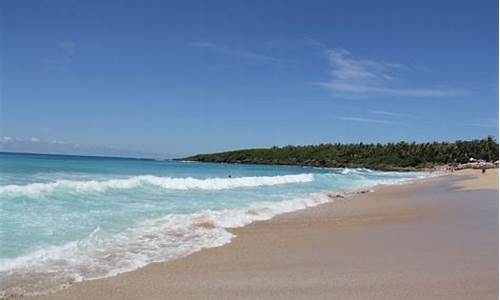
xmin=454 ymin=168 xmax=499 ymax=191
xmin=22 ymin=169 xmax=498 ymax=300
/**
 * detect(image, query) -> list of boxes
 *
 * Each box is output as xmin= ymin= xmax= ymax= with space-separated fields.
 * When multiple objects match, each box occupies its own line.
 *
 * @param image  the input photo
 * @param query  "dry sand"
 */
xmin=454 ymin=168 xmax=499 ymax=191
xmin=24 ymin=173 xmax=498 ymax=300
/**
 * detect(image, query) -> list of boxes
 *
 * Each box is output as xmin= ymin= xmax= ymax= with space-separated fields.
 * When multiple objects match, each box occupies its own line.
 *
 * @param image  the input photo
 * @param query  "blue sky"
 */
xmin=1 ymin=0 xmax=498 ymax=157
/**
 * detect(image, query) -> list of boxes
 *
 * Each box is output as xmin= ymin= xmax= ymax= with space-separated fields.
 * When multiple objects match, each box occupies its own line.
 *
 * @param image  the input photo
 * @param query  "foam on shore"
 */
xmin=0 ymin=167 xmax=436 ymax=298
xmin=0 ymin=173 xmax=436 ymax=298
xmin=0 ymin=192 xmax=333 ymax=297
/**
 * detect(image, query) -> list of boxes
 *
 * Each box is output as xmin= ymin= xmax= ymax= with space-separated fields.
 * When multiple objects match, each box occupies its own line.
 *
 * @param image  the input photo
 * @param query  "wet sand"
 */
xmin=25 ymin=171 xmax=498 ymax=300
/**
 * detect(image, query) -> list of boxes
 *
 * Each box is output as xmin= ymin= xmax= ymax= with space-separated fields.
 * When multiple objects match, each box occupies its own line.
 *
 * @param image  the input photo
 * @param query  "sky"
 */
xmin=1 ymin=0 xmax=498 ymax=157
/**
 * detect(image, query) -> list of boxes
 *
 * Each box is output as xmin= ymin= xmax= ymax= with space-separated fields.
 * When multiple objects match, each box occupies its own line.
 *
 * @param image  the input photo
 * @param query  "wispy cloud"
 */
xmin=368 ymin=109 xmax=409 ymax=117
xmin=0 ymin=137 xmax=169 ymax=158
xmin=1 ymin=136 xmax=59 ymax=144
xmin=59 ymin=41 xmax=75 ymax=49
xmin=464 ymin=118 xmax=499 ymax=128
xmin=190 ymin=41 xmax=278 ymax=62
xmin=320 ymin=48 xmax=465 ymax=97
xmin=336 ymin=116 xmax=392 ymax=124
xmin=46 ymin=40 xmax=76 ymax=65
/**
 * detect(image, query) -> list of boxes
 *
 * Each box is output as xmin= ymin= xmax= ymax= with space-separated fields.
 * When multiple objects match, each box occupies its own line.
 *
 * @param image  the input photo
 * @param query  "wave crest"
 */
xmin=0 ymin=174 xmax=314 ymax=198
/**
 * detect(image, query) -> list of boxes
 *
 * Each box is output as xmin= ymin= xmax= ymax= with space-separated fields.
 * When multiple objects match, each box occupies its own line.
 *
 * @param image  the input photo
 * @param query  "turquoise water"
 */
xmin=0 ymin=152 xmax=431 ymax=296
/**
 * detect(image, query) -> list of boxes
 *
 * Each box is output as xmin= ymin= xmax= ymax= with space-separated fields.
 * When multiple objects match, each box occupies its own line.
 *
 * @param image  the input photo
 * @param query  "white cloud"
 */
xmin=51 ymin=139 xmax=67 ymax=144
xmin=190 ymin=41 xmax=278 ymax=62
xmin=59 ymin=41 xmax=76 ymax=49
xmin=336 ymin=116 xmax=392 ymax=124
xmin=368 ymin=110 xmax=409 ymax=117
xmin=190 ymin=41 xmax=217 ymax=48
xmin=464 ymin=118 xmax=499 ymax=128
xmin=0 ymin=137 xmax=65 ymax=145
xmin=46 ymin=40 xmax=76 ymax=65
xmin=321 ymin=49 xmax=465 ymax=97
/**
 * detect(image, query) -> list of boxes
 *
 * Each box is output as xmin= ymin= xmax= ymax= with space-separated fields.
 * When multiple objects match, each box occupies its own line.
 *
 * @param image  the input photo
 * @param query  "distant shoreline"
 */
xmin=181 ymin=138 xmax=499 ymax=172
xmin=174 ymin=158 xmax=423 ymax=172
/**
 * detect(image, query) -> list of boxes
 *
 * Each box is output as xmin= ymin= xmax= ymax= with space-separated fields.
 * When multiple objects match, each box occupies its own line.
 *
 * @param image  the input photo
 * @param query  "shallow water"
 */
xmin=0 ymin=152 xmax=431 ymax=296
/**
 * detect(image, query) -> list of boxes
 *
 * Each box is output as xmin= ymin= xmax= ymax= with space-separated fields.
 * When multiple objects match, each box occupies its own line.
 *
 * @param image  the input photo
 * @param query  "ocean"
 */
xmin=0 ymin=152 xmax=432 ymax=296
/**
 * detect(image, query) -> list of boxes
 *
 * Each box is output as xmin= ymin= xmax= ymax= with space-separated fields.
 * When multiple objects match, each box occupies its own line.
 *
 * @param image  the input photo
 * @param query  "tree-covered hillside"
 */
xmin=182 ymin=137 xmax=499 ymax=171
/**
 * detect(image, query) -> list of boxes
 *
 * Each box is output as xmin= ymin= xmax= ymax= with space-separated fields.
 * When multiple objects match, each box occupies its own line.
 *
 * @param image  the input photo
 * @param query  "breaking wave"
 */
xmin=0 ymin=193 xmax=331 ymax=297
xmin=0 ymin=174 xmax=314 ymax=198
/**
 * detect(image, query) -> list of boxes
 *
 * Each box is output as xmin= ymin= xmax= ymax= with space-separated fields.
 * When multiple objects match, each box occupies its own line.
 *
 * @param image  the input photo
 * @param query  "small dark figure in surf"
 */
xmin=228 ymin=175 xmax=232 ymax=178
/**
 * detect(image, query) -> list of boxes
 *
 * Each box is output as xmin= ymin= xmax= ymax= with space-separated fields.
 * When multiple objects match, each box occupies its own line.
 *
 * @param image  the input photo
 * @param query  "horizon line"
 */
xmin=2 ymin=136 xmax=496 ymax=160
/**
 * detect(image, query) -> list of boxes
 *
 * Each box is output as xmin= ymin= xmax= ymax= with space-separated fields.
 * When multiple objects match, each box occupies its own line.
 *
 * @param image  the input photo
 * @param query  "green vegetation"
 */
xmin=182 ymin=137 xmax=499 ymax=171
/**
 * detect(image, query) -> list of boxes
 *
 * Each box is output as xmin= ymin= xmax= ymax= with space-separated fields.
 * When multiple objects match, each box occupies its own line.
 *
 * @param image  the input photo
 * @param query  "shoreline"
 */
xmin=1 ymin=171 xmax=430 ymax=298
xmin=175 ymin=159 xmax=429 ymax=172
xmin=18 ymin=169 xmax=499 ymax=299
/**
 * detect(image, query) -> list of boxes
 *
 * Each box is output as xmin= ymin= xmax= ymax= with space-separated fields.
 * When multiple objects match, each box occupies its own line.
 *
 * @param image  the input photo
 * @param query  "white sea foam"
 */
xmin=0 ymin=192 xmax=331 ymax=297
xmin=0 ymin=174 xmax=314 ymax=198
xmin=0 ymin=168 xmax=435 ymax=297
